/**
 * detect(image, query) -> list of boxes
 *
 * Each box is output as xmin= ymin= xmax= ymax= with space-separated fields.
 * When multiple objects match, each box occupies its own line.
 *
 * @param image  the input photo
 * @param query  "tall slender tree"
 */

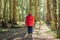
xmin=34 ymin=0 xmax=38 ymax=22
xmin=0 ymin=0 xmax=1 ymax=19
xmin=22 ymin=0 xmax=24 ymax=21
xmin=9 ymin=0 xmax=13 ymax=23
xmin=13 ymin=0 xmax=17 ymax=24
xmin=57 ymin=0 xmax=60 ymax=38
xmin=29 ymin=0 xmax=32 ymax=11
xmin=46 ymin=0 xmax=51 ymax=24
xmin=3 ymin=0 xmax=7 ymax=21
xmin=52 ymin=0 xmax=57 ymax=30
xmin=2 ymin=0 xmax=7 ymax=28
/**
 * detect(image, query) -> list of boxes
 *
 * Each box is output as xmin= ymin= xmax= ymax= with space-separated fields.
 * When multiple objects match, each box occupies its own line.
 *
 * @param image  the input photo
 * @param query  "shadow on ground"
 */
xmin=0 ymin=28 xmax=33 ymax=40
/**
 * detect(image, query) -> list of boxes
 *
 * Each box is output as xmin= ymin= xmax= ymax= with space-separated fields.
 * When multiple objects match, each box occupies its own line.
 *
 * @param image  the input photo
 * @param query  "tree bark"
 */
xmin=47 ymin=0 xmax=51 ymax=24
xmin=13 ymin=0 xmax=17 ymax=24
xmin=0 ymin=0 xmax=1 ymax=19
xmin=52 ymin=0 xmax=57 ymax=30
xmin=57 ymin=0 xmax=60 ymax=38
xmin=9 ymin=0 xmax=13 ymax=23
xmin=2 ymin=0 xmax=7 ymax=28
xmin=3 ymin=0 xmax=7 ymax=21
xmin=29 ymin=0 xmax=32 ymax=11
xmin=22 ymin=0 xmax=24 ymax=21
xmin=34 ymin=0 xmax=38 ymax=22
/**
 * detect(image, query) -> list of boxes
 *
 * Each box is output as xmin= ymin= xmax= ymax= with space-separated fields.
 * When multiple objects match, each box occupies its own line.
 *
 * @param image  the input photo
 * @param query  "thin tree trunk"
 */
xmin=57 ymin=0 xmax=60 ymax=38
xmin=22 ymin=0 xmax=24 ymax=21
xmin=13 ymin=0 xmax=17 ymax=24
xmin=0 ymin=0 xmax=1 ymax=19
xmin=47 ymin=0 xmax=51 ymax=24
xmin=34 ymin=0 xmax=38 ymax=22
xmin=3 ymin=0 xmax=7 ymax=21
xmin=29 ymin=0 xmax=32 ymax=11
xmin=52 ymin=0 xmax=57 ymax=30
xmin=9 ymin=0 xmax=13 ymax=23
xmin=2 ymin=0 xmax=7 ymax=28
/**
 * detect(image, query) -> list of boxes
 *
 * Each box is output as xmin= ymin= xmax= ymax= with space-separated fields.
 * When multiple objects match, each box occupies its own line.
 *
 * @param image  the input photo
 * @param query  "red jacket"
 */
xmin=25 ymin=15 xmax=34 ymax=26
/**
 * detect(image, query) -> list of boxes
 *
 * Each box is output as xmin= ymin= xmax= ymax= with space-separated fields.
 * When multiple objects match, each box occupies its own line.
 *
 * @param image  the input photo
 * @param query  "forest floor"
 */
xmin=0 ymin=22 xmax=59 ymax=40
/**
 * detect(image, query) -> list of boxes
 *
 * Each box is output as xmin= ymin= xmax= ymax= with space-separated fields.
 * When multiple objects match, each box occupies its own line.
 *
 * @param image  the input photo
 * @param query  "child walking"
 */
xmin=25 ymin=11 xmax=34 ymax=38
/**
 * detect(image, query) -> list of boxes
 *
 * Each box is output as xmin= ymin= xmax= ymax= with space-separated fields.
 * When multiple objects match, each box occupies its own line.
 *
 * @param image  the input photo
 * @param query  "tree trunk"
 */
xmin=29 ymin=0 xmax=32 ymax=11
xmin=57 ymin=0 xmax=60 ymax=38
xmin=47 ymin=0 xmax=51 ymax=24
xmin=22 ymin=0 xmax=24 ymax=21
xmin=0 ymin=0 xmax=1 ymax=19
xmin=52 ymin=0 xmax=57 ymax=30
xmin=34 ymin=0 xmax=38 ymax=22
xmin=2 ymin=0 xmax=7 ymax=28
xmin=9 ymin=0 xmax=13 ymax=23
xmin=13 ymin=0 xmax=17 ymax=24
xmin=3 ymin=0 xmax=7 ymax=21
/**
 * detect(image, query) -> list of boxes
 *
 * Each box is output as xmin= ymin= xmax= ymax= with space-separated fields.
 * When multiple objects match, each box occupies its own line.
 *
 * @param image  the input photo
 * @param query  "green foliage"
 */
xmin=0 ymin=29 xmax=9 ymax=33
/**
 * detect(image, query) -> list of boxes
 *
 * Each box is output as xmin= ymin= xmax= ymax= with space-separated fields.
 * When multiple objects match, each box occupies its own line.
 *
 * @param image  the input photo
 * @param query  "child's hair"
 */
xmin=28 ymin=11 xmax=32 ymax=15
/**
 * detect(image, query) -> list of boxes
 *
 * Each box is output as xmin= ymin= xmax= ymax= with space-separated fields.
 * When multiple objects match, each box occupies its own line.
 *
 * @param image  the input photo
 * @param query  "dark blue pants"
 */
xmin=27 ymin=26 xmax=33 ymax=34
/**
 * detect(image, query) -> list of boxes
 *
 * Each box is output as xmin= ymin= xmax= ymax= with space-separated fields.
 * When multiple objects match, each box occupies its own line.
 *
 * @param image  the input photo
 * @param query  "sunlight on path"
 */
xmin=32 ymin=22 xmax=54 ymax=40
xmin=0 ymin=21 xmax=58 ymax=40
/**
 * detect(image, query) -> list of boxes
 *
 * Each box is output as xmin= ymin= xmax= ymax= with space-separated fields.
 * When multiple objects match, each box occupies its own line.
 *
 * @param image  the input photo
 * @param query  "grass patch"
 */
xmin=0 ymin=29 xmax=9 ymax=33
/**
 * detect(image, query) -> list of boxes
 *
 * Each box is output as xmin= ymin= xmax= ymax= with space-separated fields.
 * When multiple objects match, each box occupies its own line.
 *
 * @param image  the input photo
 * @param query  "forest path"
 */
xmin=0 ymin=22 xmax=57 ymax=40
xmin=32 ymin=22 xmax=54 ymax=40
